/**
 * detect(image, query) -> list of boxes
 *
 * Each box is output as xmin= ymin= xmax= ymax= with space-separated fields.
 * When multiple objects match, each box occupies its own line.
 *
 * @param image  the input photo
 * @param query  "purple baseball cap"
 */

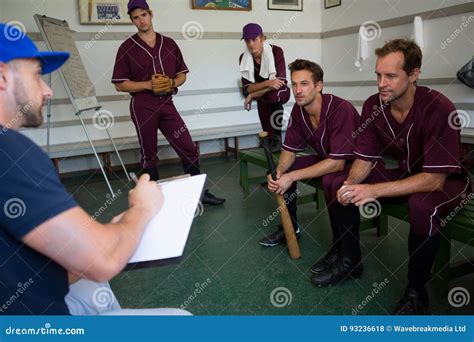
xmin=0 ymin=23 xmax=69 ymax=74
xmin=241 ymin=23 xmax=263 ymax=40
xmin=127 ymin=0 xmax=150 ymax=14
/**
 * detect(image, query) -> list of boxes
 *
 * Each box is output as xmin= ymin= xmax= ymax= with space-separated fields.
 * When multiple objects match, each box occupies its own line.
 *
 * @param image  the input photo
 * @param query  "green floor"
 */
xmin=63 ymin=156 xmax=474 ymax=315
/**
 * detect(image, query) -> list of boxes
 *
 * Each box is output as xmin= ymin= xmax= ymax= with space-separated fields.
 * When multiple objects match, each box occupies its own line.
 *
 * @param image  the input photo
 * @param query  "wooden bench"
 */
xmin=43 ymin=123 xmax=263 ymax=174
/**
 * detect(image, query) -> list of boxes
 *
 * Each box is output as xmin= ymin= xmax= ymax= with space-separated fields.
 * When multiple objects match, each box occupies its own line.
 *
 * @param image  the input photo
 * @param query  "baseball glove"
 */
xmin=151 ymin=74 xmax=174 ymax=95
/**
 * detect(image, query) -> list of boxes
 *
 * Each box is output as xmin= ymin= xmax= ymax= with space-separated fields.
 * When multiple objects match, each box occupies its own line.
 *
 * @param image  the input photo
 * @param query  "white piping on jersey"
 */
xmin=157 ymin=34 xmax=164 ymax=74
xmin=428 ymin=177 xmax=471 ymax=236
xmin=329 ymin=153 xmax=354 ymax=156
xmin=112 ymin=78 xmax=130 ymax=82
xmin=379 ymin=96 xmax=396 ymax=139
xmin=319 ymin=95 xmax=333 ymax=157
xmin=283 ymin=143 xmax=304 ymax=152
xmin=423 ymin=165 xmax=462 ymax=169
xmin=406 ymin=123 xmax=414 ymax=173
xmin=130 ymin=97 xmax=147 ymax=165
xmin=301 ymin=107 xmax=312 ymax=133
xmin=130 ymin=36 xmax=157 ymax=74
xmin=354 ymin=151 xmax=383 ymax=159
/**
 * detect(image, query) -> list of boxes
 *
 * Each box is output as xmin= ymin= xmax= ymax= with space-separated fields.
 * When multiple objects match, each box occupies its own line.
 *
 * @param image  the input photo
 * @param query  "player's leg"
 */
xmin=130 ymin=97 xmax=160 ymax=180
xmin=394 ymin=176 xmax=471 ymax=314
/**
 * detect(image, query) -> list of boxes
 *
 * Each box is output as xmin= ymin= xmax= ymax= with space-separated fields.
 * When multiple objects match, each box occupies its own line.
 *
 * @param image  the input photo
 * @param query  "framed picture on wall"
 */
xmin=78 ymin=0 xmax=133 ymax=25
xmin=268 ymin=0 xmax=303 ymax=11
xmin=324 ymin=0 xmax=341 ymax=9
xmin=191 ymin=0 xmax=252 ymax=11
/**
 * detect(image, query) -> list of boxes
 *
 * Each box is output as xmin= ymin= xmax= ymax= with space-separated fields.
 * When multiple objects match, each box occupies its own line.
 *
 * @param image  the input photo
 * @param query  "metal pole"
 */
xmin=78 ymin=113 xmax=115 ymax=197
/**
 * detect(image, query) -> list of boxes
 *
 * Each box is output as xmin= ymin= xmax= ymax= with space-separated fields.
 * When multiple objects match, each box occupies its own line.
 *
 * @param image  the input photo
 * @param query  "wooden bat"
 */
xmin=259 ymin=131 xmax=301 ymax=259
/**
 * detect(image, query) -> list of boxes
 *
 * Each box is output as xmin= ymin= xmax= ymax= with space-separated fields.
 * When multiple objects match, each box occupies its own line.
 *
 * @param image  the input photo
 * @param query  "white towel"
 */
xmin=240 ymin=41 xmax=277 ymax=83
xmin=412 ymin=16 xmax=424 ymax=49
xmin=354 ymin=25 xmax=370 ymax=72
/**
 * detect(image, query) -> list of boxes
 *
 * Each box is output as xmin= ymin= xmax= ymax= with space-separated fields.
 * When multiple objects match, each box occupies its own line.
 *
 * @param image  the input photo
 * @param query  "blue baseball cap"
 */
xmin=0 ymin=22 xmax=69 ymax=74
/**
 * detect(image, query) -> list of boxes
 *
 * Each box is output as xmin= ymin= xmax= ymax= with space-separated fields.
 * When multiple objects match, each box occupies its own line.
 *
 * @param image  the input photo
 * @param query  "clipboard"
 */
xmin=125 ymin=174 xmax=207 ymax=270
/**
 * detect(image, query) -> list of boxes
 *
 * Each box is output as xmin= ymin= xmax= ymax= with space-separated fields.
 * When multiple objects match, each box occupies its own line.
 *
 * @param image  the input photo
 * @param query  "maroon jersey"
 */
xmin=112 ymin=33 xmax=188 ymax=96
xmin=283 ymin=94 xmax=359 ymax=160
xmin=355 ymin=86 xmax=466 ymax=176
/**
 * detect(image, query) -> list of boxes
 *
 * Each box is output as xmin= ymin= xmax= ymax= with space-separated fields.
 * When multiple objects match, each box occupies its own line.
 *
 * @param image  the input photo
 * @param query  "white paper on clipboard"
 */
xmin=128 ymin=174 xmax=206 ymax=264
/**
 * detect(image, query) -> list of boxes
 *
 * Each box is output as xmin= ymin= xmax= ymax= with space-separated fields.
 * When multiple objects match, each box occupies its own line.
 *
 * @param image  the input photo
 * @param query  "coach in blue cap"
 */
xmin=0 ymin=22 xmax=188 ymax=315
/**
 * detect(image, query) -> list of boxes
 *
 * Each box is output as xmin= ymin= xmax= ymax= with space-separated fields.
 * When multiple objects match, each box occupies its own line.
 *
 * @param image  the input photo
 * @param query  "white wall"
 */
xmin=321 ymin=0 xmax=470 ymax=31
xmin=321 ymin=0 xmax=473 ymax=126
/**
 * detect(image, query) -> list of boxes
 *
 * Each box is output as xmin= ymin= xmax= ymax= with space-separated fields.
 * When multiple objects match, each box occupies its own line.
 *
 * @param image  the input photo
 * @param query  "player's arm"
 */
xmin=173 ymin=72 xmax=186 ymax=87
xmin=346 ymin=159 xmax=373 ymax=184
xmin=114 ymin=80 xmax=152 ymax=93
xmin=369 ymin=172 xmax=446 ymax=198
xmin=246 ymin=79 xmax=285 ymax=95
xmin=23 ymin=175 xmax=162 ymax=282
xmin=287 ymin=158 xmax=345 ymax=182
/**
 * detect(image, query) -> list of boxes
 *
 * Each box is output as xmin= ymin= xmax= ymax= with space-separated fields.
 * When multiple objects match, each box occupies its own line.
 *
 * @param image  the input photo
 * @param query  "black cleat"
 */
xmin=310 ymin=245 xmax=342 ymax=274
xmin=310 ymin=256 xmax=363 ymax=287
xmin=259 ymin=224 xmax=301 ymax=247
xmin=202 ymin=190 xmax=225 ymax=206
xmin=392 ymin=287 xmax=430 ymax=315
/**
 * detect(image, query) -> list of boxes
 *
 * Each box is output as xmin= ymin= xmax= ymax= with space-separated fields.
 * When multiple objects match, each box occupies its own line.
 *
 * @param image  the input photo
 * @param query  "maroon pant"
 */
xmin=256 ymin=86 xmax=291 ymax=137
xmin=323 ymin=165 xmax=472 ymax=237
xmin=130 ymin=93 xmax=199 ymax=169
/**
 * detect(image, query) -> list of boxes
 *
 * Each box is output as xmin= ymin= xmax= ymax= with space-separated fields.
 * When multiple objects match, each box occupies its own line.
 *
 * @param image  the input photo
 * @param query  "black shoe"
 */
xmin=259 ymin=224 xmax=301 ymax=247
xmin=202 ymin=190 xmax=225 ymax=206
xmin=392 ymin=287 xmax=430 ymax=315
xmin=270 ymin=136 xmax=282 ymax=153
xmin=310 ymin=256 xmax=363 ymax=287
xmin=310 ymin=245 xmax=341 ymax=274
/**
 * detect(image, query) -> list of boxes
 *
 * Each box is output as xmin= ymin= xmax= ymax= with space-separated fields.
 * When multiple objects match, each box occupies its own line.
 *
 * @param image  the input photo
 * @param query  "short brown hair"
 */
xmin=375 ymin=39 xmax=422 ymax=75
xmin=288 ymin=59 xmax=324 ymax=84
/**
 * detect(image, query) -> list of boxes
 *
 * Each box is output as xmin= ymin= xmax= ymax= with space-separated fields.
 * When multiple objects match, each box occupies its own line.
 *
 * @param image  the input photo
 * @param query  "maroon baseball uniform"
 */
xmin=239 ymin=45 xmax=291 ymax=137
xmin=323 ymin=86 xmax=471 ymax=271
xmin=112 ymin=33 xmax=199 ymax=174
xmin=277 ymin=94 xmax=359 ymax=235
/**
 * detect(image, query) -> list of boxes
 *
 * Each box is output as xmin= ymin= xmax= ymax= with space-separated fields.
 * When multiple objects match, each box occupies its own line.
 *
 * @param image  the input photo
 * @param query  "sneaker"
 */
xmin=310 ymin=256 xmax=363 ymax=287
xmin=392 ymin=287 xmax=430 ymax=315
xmin=259 ymin=224 xmax=301 ymax=247
xmin=310 ymin=245 xmax=341 ymax=274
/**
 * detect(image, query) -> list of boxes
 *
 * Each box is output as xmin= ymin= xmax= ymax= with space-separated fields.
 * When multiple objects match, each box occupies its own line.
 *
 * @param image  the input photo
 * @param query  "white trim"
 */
xmin=157 ymin=34 xmax=164 ymax=74
xmin=130 ymin=97 xmax=147 ymax=166
xmin=354 ymin=151 xmax=383 ymax=159
xmin=379 ymin=96 xmax=396 ymax=139
xmin=329 ymin=153 xmax=354 ymax=156
xmin=130 ymin=36 xmax=157 ymax=74
xmin=319 ymin=95 xmax=333 ymax=157
xmin=320 ymin=128 xmax=326 ymax=156
xmin=300 ymin=106 xmax=312 ymax=133
xmin=429 ymin=177 xmax=471 ymax=235
xmin=423 ymin=165 xmax=462 ymax=169
xmin=111 ymin=78 xmax=130 ymax=81
xmin=283 ymin=143 xmax=304 ymax=152
xmin=406 ymin=123 xmax=414 ymax=174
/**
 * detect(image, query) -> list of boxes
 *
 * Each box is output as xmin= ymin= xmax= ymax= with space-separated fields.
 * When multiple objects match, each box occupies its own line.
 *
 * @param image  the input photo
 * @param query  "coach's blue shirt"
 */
xmin=0 ymin=126 xmax=77 ymax=315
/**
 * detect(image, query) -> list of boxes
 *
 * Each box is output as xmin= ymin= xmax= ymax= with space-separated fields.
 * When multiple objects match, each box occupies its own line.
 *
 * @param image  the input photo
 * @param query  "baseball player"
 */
xmin=112 ymin=0 xmax=224 ymax=205
xmin=261 ymin=59 xmax=359 ymax=261
xmin=314 ymin=39 xmax=471 ymax=315
xmin=239 ymin=23 xmax=291 ymax=152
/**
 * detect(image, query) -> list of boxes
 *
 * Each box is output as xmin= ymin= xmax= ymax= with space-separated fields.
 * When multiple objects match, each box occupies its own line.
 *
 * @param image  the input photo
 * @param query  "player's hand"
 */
xmin=337 ymin=181 xmax=377 ymax=206
xmin=266 ymin=79 xmax=285 ymax=90
xmin=129 ymin=174 xmax=163 ymax=218
xmin=273 ymin=173 xmax=294 ymax=195
xmin=267 ymin=170 xmax=282 ymax=193
xmin=337 ymin=181 xmax=353 ymax=206
xmin=244 ymin=95 xmax=253 ymax=111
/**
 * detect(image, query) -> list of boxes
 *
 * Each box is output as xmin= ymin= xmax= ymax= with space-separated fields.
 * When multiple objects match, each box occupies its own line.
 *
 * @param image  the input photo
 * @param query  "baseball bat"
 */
xmin=259 ymin=131 xmax=301 ymax=259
